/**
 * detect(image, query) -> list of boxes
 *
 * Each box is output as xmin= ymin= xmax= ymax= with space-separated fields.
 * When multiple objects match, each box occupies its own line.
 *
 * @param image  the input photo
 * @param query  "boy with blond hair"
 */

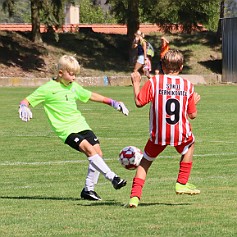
xmin=19 ymin=55 xmax=128 ymax=201
xmin=129 ymin=49 xmax=201 ymax=208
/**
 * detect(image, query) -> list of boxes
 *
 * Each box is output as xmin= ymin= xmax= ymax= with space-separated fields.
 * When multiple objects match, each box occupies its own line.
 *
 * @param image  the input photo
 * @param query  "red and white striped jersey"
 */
xmin=137 ymin=74 xmax=197 ymax=146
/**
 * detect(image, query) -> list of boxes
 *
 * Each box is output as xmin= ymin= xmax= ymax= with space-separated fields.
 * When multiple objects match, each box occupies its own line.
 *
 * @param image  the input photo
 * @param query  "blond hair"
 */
xmin=162 ymin=49 xmax=183 ymax=73
xmin=135 ymin=30 xmax=145 ymax=38
xmin=57 ymin=55 xmax=80 ymax=74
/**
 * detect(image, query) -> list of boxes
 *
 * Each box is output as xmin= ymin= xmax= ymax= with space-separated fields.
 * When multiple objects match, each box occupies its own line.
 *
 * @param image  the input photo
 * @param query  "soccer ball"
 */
xmin=119 ymin=146 xmax=143 ymax=170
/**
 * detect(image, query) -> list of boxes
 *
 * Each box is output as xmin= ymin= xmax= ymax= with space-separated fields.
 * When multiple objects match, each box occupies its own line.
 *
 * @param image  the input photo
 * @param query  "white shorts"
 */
xmin=137 ymin=55 xmax=145 ymax=64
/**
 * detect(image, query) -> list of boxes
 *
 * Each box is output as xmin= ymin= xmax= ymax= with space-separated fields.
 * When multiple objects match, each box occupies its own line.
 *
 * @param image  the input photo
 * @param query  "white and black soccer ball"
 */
xmin=119 ymin=146 xmax=143 ymax=170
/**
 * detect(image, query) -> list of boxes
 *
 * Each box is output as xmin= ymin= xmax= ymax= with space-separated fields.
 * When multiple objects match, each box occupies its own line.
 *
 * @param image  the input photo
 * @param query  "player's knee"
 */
xmin=97 ymin=150 xmax=103 ymax=157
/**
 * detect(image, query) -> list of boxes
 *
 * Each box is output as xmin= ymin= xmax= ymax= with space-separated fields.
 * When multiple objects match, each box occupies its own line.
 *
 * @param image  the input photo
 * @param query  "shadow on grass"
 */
xmin=139 ymin=202 xmax=191 ymax=207
xmin=42 ymin=31 xmax=132 ymax=73
xmin=77 ymin=201 xmax=192 ymax=207
xmin=0 ymin=30 xmax=221 ymax=75
xmin=165 ymin=32 xmax=222 ymax=74
xmin=0 ymin=196 xmax=81 ymax=201
xmin=0 ymin=31 xmax=47 ymax=72
xmin=77 ymin=201 xmax=124 ymax=206
xmin=0 ymin=196 xmax=192 ymax=207
xmin=171 ymin=31 xmax=221 ymax=48
xmin=199 ymin=59 xmax=222 ymax=74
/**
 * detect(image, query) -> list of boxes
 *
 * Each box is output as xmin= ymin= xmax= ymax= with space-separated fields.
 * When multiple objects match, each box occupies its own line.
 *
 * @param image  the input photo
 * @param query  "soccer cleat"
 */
xmin=175 ymin=182 xmax=200 ymax=195
xmin=80 ymin=188 xmax=102 ymax=201
xmin=112 ymin=176 xmax=127 ymax=190
xmin=128 ymin=196 xmax=139 ymax=208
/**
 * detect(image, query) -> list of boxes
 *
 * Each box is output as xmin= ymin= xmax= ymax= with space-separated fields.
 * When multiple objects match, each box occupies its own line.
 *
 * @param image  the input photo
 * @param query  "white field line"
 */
xmin=0 ymin=152 xmax=237 ymax=166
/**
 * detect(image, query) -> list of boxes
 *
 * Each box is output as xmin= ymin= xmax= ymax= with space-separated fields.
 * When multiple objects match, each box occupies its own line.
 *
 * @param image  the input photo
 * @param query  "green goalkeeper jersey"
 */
xmin=26 ymin=79 xmax=92 ymax=142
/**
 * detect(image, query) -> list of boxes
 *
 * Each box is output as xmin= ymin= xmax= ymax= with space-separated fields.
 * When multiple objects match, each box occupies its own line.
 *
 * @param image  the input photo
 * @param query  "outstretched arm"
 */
xmin=89 ymin=92 xmax=107 ymax=103
xmin=90 ymin=92 xmax=129 ymax=116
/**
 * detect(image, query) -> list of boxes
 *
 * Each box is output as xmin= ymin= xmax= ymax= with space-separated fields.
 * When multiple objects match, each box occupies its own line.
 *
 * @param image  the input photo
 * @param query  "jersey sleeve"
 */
xmin=187 ymin=91 xmax=197 ymax=114
xmin=26 ymin=85 xmax=47 ymax=107
xmin=137 ymin=79 xmax=153 ymax=106
xmin=74 ymin=83 xmax=92 ymax=103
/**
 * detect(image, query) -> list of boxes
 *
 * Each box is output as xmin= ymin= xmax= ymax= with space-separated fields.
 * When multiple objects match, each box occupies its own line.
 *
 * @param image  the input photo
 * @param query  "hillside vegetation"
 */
xmin=0 ymin=30 xmax=222 ymax=78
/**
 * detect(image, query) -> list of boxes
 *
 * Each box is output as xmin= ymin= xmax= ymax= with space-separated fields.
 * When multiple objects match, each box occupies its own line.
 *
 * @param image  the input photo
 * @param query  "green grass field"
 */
xmin=0 ymin=85 xmax=237 ymax=237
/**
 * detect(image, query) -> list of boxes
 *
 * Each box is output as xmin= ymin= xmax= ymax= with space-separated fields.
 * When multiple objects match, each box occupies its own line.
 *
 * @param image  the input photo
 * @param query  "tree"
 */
xmin=147 ymin=0 xmax=221 ymax=32
xmin=107 ymin=0 xmax=139 ymax=39
xmin=107 ymin=0 xmax=140 ymax=63
xmin=217 ymin=0 xmax=224 ymax=40
xmin=0 ymin=0 xmax=31 ymax=23
xmin=2 ymin=0 xmax=42 ymax=42
xmin=109 ymin=0 xmax=222 ymax=33
xmin=2 ymin=0 xmax=15 ymax=18
xmin=2 ymin=0 xmax=66 ymax=43
xmin=127 ymin=0 xmax=139 ymax=41
xmin=30 ymin=0 xmax=42 ymax=43
xmin=107 ymin=0 xmax=222 ymax=60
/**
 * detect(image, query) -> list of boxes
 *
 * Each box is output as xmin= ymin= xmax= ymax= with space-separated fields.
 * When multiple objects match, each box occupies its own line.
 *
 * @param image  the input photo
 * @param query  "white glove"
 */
xmin=111 ymin=100 xmax=129 ymax=116
xmin=19 ymin=104 xmax=32 ymax=122
xmin=117 ymin=102 xmax=129 ymax=116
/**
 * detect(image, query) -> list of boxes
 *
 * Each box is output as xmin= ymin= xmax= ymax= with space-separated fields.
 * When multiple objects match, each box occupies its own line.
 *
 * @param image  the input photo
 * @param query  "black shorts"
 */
xmin=65 ymin=130 xmax=100 ymax=152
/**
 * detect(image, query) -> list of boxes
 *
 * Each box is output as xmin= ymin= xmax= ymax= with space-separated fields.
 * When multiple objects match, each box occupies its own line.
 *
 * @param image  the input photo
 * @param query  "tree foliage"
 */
xmin=108 ymin=0 xmax=221 ymax=29
xmin=40 ymin=0 xmax=64 ymax=30
xmin=1 ymin=0 xmax=224 ymax=43
xmin=107 ymin=0 xmax=222 ymax=60
xmin=2 ymin=0 xmax=14 ymax=17
xmin=224 ymin=0 xmax=237 ymax=17
xmin=0 ymin=0 xmax=31 ymax=23
xmin=1 ymin=0 xmax=68 ymax=42
xmin=79 ymin=0 xmax=116 ymax=23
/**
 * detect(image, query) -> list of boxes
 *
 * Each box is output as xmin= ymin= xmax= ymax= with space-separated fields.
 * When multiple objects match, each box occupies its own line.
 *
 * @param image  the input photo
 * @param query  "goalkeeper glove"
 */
xmin=111 ymin=100 xmax=129 ymax=116
xmin=19 ymin=104 xmax=33 ymax=122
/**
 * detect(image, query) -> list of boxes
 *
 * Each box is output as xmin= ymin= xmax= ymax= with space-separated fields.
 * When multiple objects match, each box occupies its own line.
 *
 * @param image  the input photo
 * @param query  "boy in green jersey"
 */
xmin=18 ymin=55 xmax=129 ymax=201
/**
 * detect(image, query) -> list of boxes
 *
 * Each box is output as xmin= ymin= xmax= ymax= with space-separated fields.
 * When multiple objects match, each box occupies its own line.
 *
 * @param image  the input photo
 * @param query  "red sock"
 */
xmin=177 ymin=162 xmax=192 ymax=185
xmin=130 ymin=177 xmax=145 ymax=199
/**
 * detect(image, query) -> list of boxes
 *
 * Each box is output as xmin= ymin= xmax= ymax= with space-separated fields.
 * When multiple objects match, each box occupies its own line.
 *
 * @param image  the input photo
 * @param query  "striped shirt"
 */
xmin=137 ymin=75 xmax=196 ymax=146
